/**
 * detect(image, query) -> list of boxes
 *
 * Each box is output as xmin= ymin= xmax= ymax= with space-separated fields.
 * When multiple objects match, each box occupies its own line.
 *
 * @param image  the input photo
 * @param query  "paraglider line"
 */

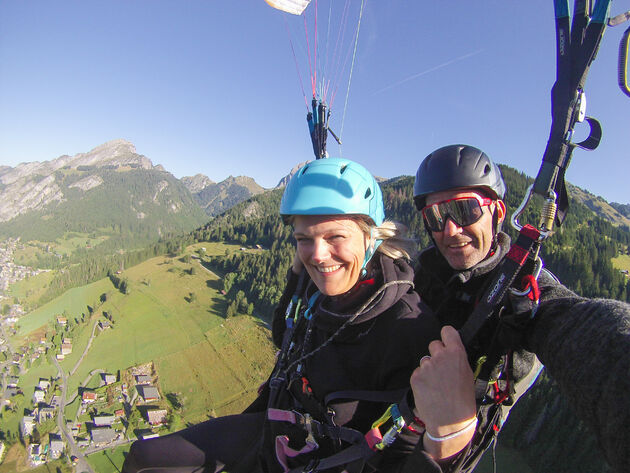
xmin=304 ymin=14 xmax=316 ymax=97
xmin=284 ymin=16 xmax=310 ymax=110
xmin=314 ymin=0 xmax=319 ymax=97
xmin=372 ymin=49 xmax=485 ymax=95
xmin=339 ymin=0 xmax=365 ymax=140
xmin=322 ymin=1 xmax=333 ymax=102
xmin=329 ymin=0 xmax=352 ymax=106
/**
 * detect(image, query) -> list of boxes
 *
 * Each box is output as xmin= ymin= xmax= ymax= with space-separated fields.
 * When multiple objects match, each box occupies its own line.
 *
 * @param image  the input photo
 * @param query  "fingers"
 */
xmin=440 ymin=325 xmax=464 ymax=349
xmin=419 ymin=355 xmax=431 ymax=366
xmin=426 ymin=326 xmax=464 ymax=357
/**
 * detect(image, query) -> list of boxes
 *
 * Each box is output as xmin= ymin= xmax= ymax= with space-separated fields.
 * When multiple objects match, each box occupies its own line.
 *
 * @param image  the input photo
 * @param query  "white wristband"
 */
xmin=425 ymin=417 xmax=477 ymax=442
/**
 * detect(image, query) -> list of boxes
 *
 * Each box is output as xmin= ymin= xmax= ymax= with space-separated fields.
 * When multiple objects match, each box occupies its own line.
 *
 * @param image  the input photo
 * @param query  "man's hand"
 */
xmin=410 ymin=326 xmax=477 ymax=460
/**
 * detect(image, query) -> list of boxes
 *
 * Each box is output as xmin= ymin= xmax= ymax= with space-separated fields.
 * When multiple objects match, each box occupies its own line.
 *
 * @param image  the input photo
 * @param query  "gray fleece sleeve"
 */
xmin=528 ymin=296 xmax=630 ymax=473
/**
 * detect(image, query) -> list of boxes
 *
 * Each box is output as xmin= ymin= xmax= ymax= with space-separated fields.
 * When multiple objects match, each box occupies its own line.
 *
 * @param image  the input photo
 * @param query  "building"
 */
xmin=135 ymin=375 xmax=152 ymax=385
xmin=99 ymin=320 xmax=112 ymax=330
xmin=56 ymin=316 xmax=67 ymax=326
xmin=37 ymin=406 xmax=55 ymax=422
xmin=7 ymin=376 xmax=19 ymax=388
xmin=137 ymin=385 xmax=160 ymax=403
xmin=21 ymin=415 xmax=35 ymax=437
xmin=82 ymin=391 xmax=97 ymax=403
xmin=145 ymin=408 xmax=168 ymax=426
xmin=102 ymin=373 xmax=116 ymax=385
xmin=33 ymin=389 xmax=46 ymax=404
xmin=90 ymin=426 xmax=117 ymax=446
xmin=29 ymin=443 xmax=44 ymax=465
xmin=49 ymin=437 xmax=65 ymax=459
xmin=93 ymin=415 xmax=116 ymax=427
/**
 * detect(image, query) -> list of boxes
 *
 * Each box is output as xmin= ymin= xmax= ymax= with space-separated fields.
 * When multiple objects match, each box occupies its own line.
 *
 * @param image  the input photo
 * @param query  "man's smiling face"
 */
xmin=426 ymin=189 xmax=505 ymax=270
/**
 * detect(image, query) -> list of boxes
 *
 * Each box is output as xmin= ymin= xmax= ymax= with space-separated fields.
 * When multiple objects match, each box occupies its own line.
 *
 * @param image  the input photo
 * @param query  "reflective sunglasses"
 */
xmin=422 ymin=195 xmax=494 ymax=232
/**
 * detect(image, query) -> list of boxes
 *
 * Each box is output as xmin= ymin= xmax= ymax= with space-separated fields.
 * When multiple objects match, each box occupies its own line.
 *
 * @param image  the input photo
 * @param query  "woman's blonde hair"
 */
xmin=352 ymin=217 xmax=416 ymax=261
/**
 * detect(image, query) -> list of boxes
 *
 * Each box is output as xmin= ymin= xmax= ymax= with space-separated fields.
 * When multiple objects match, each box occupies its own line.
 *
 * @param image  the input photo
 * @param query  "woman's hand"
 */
xmin=410 ymin=325 xmax=477 ymax=461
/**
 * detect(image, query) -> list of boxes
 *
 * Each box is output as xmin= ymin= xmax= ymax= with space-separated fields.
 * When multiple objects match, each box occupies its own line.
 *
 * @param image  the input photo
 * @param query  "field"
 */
xmin=15 ymin=278 xmax=112 ymax=336
xmin=8 ymin=270 xmax=55 ymax=310
xmin=612 ymin=254 xmax=630 ymax=272
xmin=86 ymin=445 xmax=129 ymax=473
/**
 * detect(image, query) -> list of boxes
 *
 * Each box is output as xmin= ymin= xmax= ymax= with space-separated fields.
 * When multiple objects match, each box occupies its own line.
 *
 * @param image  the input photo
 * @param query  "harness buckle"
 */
xmin=303 ymin=413 xmax=318 ymax=446
xmin=370 ymin=404 xmax=406 ymax=451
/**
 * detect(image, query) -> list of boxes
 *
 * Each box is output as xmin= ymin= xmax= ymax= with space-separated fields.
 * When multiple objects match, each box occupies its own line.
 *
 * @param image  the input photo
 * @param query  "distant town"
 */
xmin=0 ymin=238 xmax=172 ymax=471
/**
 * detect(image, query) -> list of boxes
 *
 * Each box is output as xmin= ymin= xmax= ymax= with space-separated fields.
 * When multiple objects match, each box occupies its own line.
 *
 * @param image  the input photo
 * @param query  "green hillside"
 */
xmin=1 ymin=242 xmax=276 ymax=472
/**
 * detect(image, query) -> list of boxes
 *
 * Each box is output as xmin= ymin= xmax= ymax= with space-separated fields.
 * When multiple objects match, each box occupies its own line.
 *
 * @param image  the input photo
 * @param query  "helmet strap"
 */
xmin=360 ymin=229 xmax=382 ymax=278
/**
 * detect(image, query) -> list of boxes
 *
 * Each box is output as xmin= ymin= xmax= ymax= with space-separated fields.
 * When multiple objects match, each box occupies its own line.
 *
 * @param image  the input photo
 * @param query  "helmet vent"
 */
xmin=339 ymin=164 xmax=348 ymax=174
xmin=364 ymin=188 xmax=372 ymax=199
xmin=483 ymin=164 xmax=491 ymax=175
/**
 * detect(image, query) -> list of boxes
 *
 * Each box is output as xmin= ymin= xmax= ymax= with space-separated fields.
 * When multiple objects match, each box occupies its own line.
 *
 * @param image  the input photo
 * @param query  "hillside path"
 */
xmin=70 ymin=320 xmax=100 ymax=376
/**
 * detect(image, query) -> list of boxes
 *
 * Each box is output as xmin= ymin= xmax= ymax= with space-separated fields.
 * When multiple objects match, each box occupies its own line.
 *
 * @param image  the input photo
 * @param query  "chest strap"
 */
xmin=459 ymin=224 xmax=541 ymax=347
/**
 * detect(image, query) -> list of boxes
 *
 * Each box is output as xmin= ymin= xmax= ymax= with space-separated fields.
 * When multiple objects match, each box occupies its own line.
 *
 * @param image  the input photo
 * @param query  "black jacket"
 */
xmin=252 ymin=253 xmax=442 ymax=472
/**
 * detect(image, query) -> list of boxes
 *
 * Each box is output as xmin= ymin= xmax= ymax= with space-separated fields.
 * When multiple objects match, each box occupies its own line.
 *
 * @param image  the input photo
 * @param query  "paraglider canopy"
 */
xmin=265 ymin=0 xmax=364 ymax=159
xmin=265 ymin=0 xmax=311 ymax=16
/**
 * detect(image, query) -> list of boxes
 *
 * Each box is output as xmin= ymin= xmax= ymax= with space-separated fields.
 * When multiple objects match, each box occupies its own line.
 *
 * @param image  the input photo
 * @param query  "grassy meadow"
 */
xmin=612 ymin=254 xmax=630 ymax=272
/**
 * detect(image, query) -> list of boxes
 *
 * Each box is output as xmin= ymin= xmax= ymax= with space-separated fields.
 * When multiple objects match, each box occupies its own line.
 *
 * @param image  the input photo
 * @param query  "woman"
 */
xmin=122 ymin=158 xmax=475 ymax=473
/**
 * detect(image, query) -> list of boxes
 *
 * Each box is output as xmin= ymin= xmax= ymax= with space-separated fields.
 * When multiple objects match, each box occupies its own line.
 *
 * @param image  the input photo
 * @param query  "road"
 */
xmin=53 ymin=345 xmax=96 ymax=473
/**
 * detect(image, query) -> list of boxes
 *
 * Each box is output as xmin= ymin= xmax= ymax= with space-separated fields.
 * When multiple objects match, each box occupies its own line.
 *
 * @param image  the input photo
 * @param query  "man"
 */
xmin=404 ymin=144 xmax=630 ymax=473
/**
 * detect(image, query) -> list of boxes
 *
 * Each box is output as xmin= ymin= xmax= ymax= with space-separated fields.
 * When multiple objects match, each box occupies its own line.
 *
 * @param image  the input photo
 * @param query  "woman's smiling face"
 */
xmin=293 ymin=215 xmax=368 ymax=296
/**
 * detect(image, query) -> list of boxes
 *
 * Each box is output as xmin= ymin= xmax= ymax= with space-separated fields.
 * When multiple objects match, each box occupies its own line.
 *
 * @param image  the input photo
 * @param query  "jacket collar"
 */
xmin=419 ymin=232 xmax=511 ymax=285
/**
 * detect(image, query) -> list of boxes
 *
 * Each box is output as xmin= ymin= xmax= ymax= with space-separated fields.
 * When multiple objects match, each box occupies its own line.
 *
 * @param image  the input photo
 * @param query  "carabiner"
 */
xmin=371 ymin=404 xmax=406 ymax=450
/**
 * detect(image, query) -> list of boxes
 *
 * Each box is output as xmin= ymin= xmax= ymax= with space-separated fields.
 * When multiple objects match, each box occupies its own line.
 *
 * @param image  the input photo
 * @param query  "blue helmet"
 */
xmin=280 ymin=158 xmax=385 ymax=226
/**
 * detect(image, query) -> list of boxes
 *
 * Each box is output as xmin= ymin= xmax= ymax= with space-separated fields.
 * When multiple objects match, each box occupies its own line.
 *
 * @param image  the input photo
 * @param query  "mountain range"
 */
xmin=0 ymin=139 xmax=628 ymax=247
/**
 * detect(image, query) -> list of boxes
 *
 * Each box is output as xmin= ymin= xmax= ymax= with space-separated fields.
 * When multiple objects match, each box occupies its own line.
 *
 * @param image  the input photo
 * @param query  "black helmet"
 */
xmin=413 ymin=144 xmax=506 ymax=210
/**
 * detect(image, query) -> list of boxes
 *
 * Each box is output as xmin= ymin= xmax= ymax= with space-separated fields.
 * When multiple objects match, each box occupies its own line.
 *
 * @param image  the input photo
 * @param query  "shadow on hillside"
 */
xmin=206 ymin=279 xmax=221 ymax=291
xmin=208 ymin=297 xmax=228 ymax=318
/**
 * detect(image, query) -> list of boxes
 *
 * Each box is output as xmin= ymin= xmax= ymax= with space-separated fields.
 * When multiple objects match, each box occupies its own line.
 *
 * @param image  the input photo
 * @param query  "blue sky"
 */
xmin=1 ymin=1 xmax=629 ymax=204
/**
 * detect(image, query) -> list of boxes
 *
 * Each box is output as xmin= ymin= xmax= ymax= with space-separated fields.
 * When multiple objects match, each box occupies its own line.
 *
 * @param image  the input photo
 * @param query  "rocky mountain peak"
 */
xmin=68 ymin=139 xmax=153 ymax=169
xmin=275 ymin=161 xmax=309 ymax=188
xmin=181 ymin=174 xmax=216 ymax=193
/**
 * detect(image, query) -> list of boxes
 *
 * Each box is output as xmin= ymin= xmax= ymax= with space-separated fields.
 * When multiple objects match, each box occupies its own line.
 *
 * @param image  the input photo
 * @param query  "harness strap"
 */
xmin=324 ymin=388 xmax=408 ymax=406
xmin=286 ymin=442 xmax=375 ymax=473
xmin=269 ymin=407 xmax=377 ymax=473
xmin=459 ymin=225 xmax=541 ymax=346
xmin=268 ymin=408 xmax=366 ymax=445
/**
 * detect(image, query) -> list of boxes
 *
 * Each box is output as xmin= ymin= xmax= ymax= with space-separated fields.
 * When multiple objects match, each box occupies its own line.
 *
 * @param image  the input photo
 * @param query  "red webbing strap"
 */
xmin=459 ymin=225 xmax=541 ymax=347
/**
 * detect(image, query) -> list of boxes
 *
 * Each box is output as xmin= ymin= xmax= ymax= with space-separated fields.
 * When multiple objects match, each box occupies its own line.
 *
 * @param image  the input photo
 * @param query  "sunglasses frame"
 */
xmin=422 ymin=195 xmax=494 ymax=232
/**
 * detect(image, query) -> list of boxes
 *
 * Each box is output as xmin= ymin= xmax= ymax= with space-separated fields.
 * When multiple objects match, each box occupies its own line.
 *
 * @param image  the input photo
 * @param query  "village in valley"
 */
xmin=0 ymin=238 xmax=173 ymax=470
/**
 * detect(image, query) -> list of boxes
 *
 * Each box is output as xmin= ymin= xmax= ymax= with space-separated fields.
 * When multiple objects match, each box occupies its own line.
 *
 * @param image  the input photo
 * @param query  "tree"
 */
xmin=226 ymin=303 xmax=236 ymax=318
